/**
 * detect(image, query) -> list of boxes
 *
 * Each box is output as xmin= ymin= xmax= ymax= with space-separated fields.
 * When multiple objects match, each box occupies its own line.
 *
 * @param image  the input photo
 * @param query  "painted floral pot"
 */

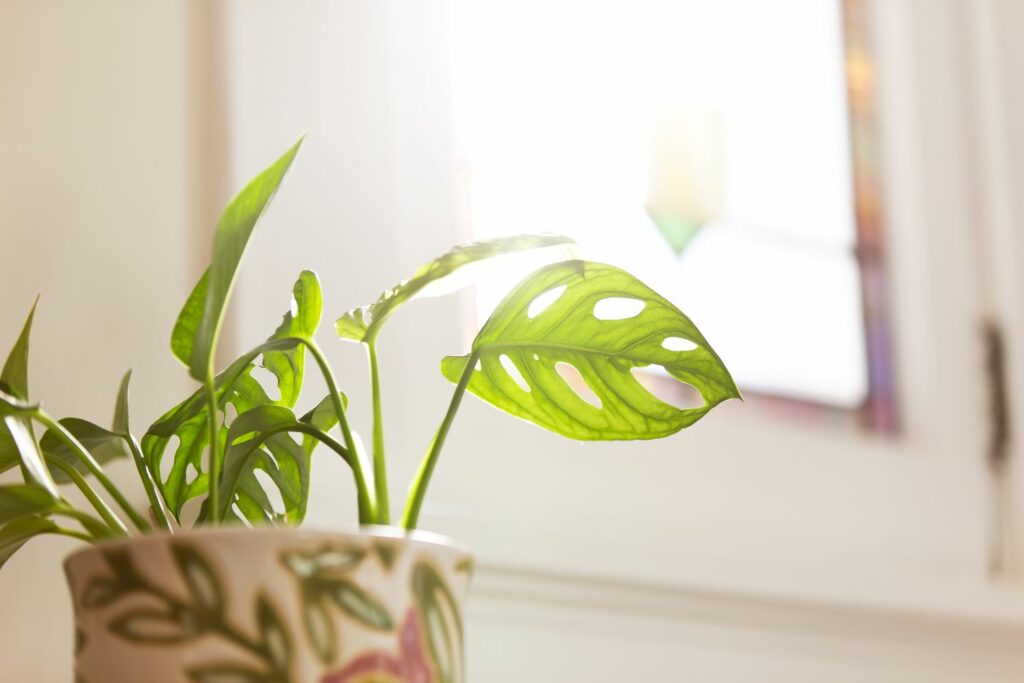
xmin=64 ymin=527 xmax=472 ymax=683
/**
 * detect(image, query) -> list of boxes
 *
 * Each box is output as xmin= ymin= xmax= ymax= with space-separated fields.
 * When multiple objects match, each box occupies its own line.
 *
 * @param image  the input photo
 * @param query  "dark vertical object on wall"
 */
xmin=983 ymin=320 xmax=1012 ymax=575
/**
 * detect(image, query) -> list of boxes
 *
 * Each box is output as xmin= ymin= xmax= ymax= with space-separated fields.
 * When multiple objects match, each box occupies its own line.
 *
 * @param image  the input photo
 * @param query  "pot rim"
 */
xmin=63 ymin=524 xmax=471 ymax=571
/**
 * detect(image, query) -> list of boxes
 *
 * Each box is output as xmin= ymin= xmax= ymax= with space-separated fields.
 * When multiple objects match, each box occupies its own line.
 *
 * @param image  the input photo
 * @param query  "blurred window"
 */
xmin=452 ymin=0 xmax=894 ymax=426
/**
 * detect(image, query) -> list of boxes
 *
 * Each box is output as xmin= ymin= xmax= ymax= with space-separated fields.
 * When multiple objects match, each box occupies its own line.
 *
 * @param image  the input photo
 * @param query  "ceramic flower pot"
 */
xmin=64 ymin=527 xmax=472 ymax=683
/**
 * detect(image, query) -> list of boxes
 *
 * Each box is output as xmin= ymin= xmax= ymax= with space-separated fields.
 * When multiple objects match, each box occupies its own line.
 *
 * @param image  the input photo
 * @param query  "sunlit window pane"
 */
xmin=455 ymin=0 xmax=870 ymax=408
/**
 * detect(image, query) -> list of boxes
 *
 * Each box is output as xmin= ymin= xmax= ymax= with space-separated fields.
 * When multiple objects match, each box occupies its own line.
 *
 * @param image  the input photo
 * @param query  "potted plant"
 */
xmin=0 ymin=138 xmax=739 ymax=683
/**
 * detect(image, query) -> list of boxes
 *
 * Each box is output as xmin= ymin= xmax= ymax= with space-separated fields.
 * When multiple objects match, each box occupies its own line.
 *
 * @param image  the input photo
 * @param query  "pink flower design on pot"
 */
xmin=321 ymin=609 xmax=434 ymax=683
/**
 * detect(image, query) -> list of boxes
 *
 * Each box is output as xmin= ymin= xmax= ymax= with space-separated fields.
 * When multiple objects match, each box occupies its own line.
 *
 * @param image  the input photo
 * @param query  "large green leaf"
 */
xmin=442 ymin=261 xmax=739 ymax=440
xmin=0 ymin=484 xmax=59 ymax=524
xmin=1 ymin=297 xmax=38 ymax=400
xmin=336 ymin=234 xmax=575 ymax=343
xmin=0 ymin=516 xmax=59 ymax=569
xmin=176 ymin=137 xmax=304 ymax=380
xmin=145 ymin=272 xmax=320 ymax=518
xmin=3 ymin=415 xmax=59 ymax=498
xmin=40 ymin=418 xmax=129 ymax=484
xmin=1 ymin=300 xmax=39 ymax=483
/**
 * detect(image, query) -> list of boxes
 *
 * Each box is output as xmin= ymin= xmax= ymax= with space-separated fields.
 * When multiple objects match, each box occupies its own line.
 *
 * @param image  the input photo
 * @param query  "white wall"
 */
xmin=0 ymin=2 xmax=195 ymax=678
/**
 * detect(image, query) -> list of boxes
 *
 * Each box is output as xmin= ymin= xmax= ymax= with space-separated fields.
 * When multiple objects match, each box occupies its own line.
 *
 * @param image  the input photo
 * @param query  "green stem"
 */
xmin=204 ymin=378 xmax=222 ymax=524
xmin=53 ymin=527 xmax=96 ymax=543
xmin=35 ymin=412 xmax=151 ymax=533
xmin=44 ymin=457 xmax=128 ymax=537
xmin=125 ymin=435 xmax=173 ymax=533
xmin=401 ymin=351 xmax=478 ymax=530
xmin=367 ymin=341 xmax=389 ymax=524
xmin=305 ymin=339 xmax=375 ymax=524
xmin=53 ymin=507 xmax=116 ymax=540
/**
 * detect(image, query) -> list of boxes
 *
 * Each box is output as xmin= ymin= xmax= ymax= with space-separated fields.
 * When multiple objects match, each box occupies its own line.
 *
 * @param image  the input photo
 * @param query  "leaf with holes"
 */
xmin=336 ymin=234 xmax=575 ymax=344
xmin=145 ymin=272 xmax=320 ymax=518
xmin=442 ymin=261 xmax=739 ymax=440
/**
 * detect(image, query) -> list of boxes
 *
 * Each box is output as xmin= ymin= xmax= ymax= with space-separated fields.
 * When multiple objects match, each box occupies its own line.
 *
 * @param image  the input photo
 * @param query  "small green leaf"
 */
xmin=256 ymin=595 xmax=292 ymax=673
xmin=322 ymin=578 xmax=393 ymax=630
xmin=260 ymin=271 xmax=322 ymax=408
xmin=442 ymin=261 xmax=739 ymax=440
xmin=185 ymin=137 xmax=304 ymax=380
xmin=109 ymin=606 xmax=196 ymax=643
xmin=39 ymin=418 xmax=128 ymax=484
xmin=172 ymin=544 xmax=224 ymax=616
xmin=0 ymin=516 xmax=59 ymax=568
xmin=1 ymin=297 xmax=39 ymax=400
xmin=336 ymin=234 xmax=575 ymax=344
xmin=299 ymin=586 xmax=335 ymax=664
xmin=187 ymin=665 xmax=272 ymax=683
xmin=80 ymin=576 xmax=126 ymax=609
xmin=171 ymin=270 xmax=209 ymax=368
xmin=412 ymin=561 xmax=462 ymax=683
xmin=112 ymin=370 xmax=132 ymax=435
xmin=3 ymin=415 xmax=59 ymax=498
xmin=0 ymin=484 xmax=58 ymax=524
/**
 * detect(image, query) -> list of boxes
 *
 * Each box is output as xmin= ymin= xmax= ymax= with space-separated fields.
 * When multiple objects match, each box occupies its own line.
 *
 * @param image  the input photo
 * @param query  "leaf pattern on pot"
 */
xmin=173 ymin=544 xmax=224 ymax=616
xmin=256 ymin=594 xmax=292 ymax=675
xmin=109 ymin=606 xmax=196 ymax=644
xmin=411 ymin=562 xmax=463 ymax=683
xmin=281 ymin=542 xmax=393 ymax=665
xmin=187 ymin=665 xmax=274 ymax=683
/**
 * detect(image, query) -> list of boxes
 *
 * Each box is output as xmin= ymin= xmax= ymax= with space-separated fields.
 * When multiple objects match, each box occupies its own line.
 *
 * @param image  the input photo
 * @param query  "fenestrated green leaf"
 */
xmin=0 ymin=484 xmax=59 ymax=524
xmin=216 ymin=405 xmax=307 ymax=520
xmin=260 ymin=270 xmax=321 ymax=408
xmin=40 ymin=418 xmax=129 ymax=484
xmin=442 ymin=261 xmax=739 ymax=440
xmin=2 ymin=297 xmax=38 ymax=400
xmin=0 ymin=516 xmax=60 ymax=569
xmin=184 ymin=137 xmax=304 ymax=380
xmin=3 ymin=415 xmax=59 ymax=498
xmin=336 ymin=234 xmax=575 ymax=344
xmin=146 ymin=271 xmax=319 ymax=519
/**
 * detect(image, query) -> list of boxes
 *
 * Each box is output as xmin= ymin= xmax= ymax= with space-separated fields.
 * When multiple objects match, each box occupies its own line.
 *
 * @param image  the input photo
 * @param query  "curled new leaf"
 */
xmin=3 ymin=415 xmax=59 ymax=498
xmin=336 ymin=234 xmax=575 ymax=344
xmin=442 ymin=261 xmax=739 ymax=440
xmin=176 ymin=137 xmax=304 ymax=380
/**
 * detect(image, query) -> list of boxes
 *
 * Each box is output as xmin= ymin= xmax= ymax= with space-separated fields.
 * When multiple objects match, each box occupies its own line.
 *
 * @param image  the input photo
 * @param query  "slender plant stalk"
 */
xmin=305 ymin=339 xmax=375 ymax=524
xmin=53 ymin=527 xmax=96 ymax=543
xmin=45 ymin=457 xmax=129 ymax=537
xmin=53 ymin=508 xmax=116 ymax=540
xmin=367 ymin=341 xmax=389 ymax=524
xmin=204 ymin=378 xmax=222 ymax=524
xmin=401 ymin=351 xmax=479 ymax=530
xmin=125 ymin=435 xmax=173 ymax=533
xmin=34 ymin=412 xmax=150 ymax=532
